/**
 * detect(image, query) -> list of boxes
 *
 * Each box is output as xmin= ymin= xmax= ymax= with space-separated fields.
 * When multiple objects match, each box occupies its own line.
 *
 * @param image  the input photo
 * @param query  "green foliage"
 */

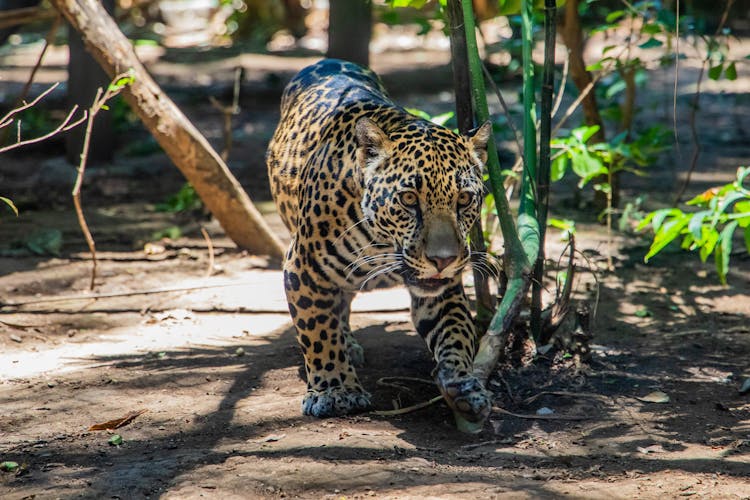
xmin=551 ymin=124 xmax=670 ymax=195
xmin=155 ymin=183 xmax=203 ymax=213
xmin=638 ymin=167 xmax=750 ymax=284
xmin=386 ymin=0 xmax=445 ymax=8
xmin=151 ymin=226 xmax=183 ymax=241
xmin=406 ymin=108 xmax=455 ymax=127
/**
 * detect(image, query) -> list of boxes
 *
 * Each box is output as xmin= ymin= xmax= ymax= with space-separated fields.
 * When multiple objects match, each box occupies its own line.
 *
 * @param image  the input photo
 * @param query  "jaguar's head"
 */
xmin=356 ymin=117 xmax=490 ymax=297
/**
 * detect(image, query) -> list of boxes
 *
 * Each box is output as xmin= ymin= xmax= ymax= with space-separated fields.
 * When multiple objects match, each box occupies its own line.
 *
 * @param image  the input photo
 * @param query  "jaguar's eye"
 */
xmin=399 ymin=191 xmax=419 ymax=208
xmin=457 ymin=191 xmax=473 ymax=208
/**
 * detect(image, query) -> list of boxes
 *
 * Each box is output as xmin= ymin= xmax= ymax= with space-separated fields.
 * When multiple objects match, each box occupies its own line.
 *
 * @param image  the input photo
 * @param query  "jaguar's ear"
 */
xmin=466 ymin=121 xmax=492 ymax=167
xmin=355 ymin=117 xmax=391 ymax=182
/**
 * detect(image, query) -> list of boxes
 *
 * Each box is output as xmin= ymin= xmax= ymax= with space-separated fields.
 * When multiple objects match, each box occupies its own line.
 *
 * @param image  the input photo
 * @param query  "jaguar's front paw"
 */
xmin=302 ymin=386 xmax=372 ymax=417
xmin=439 ymin=376 xmax=491 ymax=426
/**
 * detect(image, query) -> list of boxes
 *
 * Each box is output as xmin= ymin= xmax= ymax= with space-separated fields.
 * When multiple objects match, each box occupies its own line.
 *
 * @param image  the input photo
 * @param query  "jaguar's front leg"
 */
xmin=410 ymin=281 xmax=491 ymax=425
xmin=284 ymin=250 xmax=370 ymax=417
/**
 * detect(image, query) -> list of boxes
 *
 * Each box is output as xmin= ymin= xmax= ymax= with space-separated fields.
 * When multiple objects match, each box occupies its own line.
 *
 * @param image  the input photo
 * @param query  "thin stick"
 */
xmin=550 ymin=56 xmax=569 ymax=119
xmin=72 ymin=71 xmax=135 ymax=290
xmin=0 ymin=14 xmax=62 ymax=146
xmin=200 ymin=227 xmax=215 ymax=277
xmin=372 ymin=395 xmax=443 ymax=416
xmin=0 ymin=105 xmax=86 ymax=154
xmin=0 ymin=82 xmax=59 ymax=128
xmin=73 ymin=87 xmax=104 ymax=290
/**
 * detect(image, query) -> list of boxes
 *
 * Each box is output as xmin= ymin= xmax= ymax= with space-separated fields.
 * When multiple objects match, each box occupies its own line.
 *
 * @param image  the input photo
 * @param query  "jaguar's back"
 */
xmin=266 ymin=58 xmax=414 ymax=233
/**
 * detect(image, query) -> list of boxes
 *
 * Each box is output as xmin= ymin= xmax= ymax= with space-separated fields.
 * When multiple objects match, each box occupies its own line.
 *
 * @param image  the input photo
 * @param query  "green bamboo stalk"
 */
xmin=461 ymin=0 xmax=540 ymax=427
xmin=531 ymin=0 xmax=558 ymax=340
xmin=459 ymin=1 xmax=521 ymax=253
xmin=519 ymin=0 xmax=538 ymax=219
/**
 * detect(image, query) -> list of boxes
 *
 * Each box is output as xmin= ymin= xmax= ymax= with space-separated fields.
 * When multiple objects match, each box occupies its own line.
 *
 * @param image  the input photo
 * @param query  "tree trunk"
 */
xmin=558 ymin=0 xmax=615 ymax=209
xmin=49 ymin=0 xmax=285 ymax=259
xmin=327 ymin=0 xmax=371 ymax=67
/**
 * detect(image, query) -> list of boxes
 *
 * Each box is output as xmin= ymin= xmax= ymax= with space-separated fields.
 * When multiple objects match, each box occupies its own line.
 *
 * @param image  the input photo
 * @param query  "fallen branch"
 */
xmin=50 ymin=0 xmax=285 ymax=257
xmin=1 ymin=282 xmax=255 ymax=308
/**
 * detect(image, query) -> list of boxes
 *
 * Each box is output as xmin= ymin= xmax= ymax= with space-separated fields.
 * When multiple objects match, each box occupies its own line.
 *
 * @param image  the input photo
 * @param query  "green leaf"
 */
xmin=551 ymin=155 xmax=568 ymax=181
xmin=644 ymin=215 xmax=690 ymax=261
xmin=389 ymin=0 xmax=427 ymax=7
xmin=571 ymin=151 xmax=606 ymax=185
xmin=108 ymin=434 xmax=124 ymax=446
xmin=708 ymin=64 xmax=723 ymax=80
xmin=605 ymin=10 xmax=625 ymax=23
xmin=718 ymin=191 xmax=746 ymax=214
xmin=649 ymin=208 xmax=682 ymax=232
xmin=0 ymin=196 xmax=18 ymax=216
xmin=716 ymin=221 xmax=739 ymax=284
xmin=745 ymin=225 xmax=750 ymax=253
xmin=641 ymin=23 xmax=662 ymax=35
xmin=429 ymin=111 xmax=455 ymax=127
xmin=634 ymin=308 xmax=652 ymax=318
xmin=548 ymin=217 xmax=576 ymax=234
xmin=699 ymin=228 xmax=719 ymax=262
xmin=0 ymin=461 xmax=19 ymax=472
xmin=573 ymin=125 xmax=600 ymax=143
xmin=688 ymin=210 xmax=710 ymax=240
xmin=732 ymin=199 xmax=750 ymax=217
xmin=724 ymin=62 xmax=737 ymax=81
xmin=638 ymin=37 xmax=663 ymax=49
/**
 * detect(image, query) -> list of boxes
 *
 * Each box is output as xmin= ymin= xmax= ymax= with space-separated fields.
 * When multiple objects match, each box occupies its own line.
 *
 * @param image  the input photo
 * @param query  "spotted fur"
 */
xmin=267 ymin=59 xmax=491 ymax=422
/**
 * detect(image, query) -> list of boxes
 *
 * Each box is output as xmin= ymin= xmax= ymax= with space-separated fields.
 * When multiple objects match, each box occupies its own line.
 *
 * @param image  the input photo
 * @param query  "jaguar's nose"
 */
xmin=429 ymin=255 xmax=457 ymax=273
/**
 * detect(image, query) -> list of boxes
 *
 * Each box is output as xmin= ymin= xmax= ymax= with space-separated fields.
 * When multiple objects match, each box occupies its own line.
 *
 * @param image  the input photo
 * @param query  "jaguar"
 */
xmin=266 ymin=58 xmax=491 ymax=425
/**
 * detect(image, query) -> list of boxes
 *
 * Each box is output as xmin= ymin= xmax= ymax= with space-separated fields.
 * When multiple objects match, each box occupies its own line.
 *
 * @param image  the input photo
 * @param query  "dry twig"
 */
xmin=0 ymin=84 xmax=87 ymax=155
xmin=372 ymin=395 xmax=444 ymax=416
xmin=72 ymin=71 xmax=135 ymax=290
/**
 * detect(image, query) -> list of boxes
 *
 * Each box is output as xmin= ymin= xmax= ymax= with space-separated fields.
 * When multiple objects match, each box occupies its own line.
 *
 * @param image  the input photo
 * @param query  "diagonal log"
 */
xmin=48 ymin=0 xmax=285 ymax=258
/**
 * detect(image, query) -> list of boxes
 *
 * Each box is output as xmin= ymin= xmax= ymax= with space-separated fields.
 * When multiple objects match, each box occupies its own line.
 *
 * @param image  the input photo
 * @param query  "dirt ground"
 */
xmin=2 ymin=34 xmax=750 ymax=499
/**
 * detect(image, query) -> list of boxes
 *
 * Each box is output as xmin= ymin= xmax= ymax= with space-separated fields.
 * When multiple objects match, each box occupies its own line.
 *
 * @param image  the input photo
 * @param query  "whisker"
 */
xmin=359 ymin=262 xmax=401 ymax=290
xmin=334 ymin=217 xmax=370 ymax=245
xmin=345 ymin=255 xmax=401 ymax=280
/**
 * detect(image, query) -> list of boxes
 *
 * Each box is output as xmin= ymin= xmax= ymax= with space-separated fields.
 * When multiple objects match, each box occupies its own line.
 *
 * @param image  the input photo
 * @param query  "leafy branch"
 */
xmin=639 ymin=166 xmax=750 ymax=284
